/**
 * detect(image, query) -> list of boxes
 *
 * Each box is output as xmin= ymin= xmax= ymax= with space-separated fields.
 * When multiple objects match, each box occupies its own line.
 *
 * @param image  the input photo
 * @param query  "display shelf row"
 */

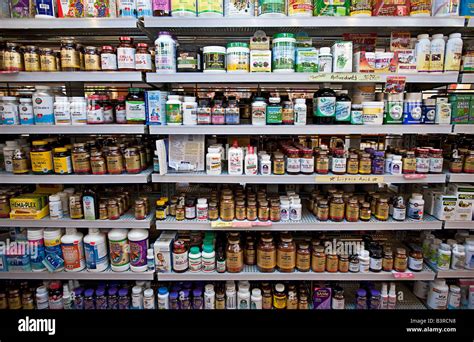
xmin=0 ymin=124 xmax=148 ymax=135
xmin=447 ymin=173 xmax=474 ymax=182
xmin=0 ymin=269 xmax=154 ymax=280
xmin=155 ymin=211 xmax=443 ymax=231
xmin=434 ymin=269 xmax=474 ymax=279
xmin=0 ymin=72 xmax=143 ymax=83
xmin=156 ymin=264 xmax=436 ymax=281
xmin=444 ymin=221 xmax=474 ymax=230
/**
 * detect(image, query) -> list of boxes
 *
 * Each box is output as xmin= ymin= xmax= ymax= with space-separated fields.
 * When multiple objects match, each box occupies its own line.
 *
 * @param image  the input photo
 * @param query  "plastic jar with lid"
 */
xmin=415 ymin=148 xmax=430 ymax=174
xmin=182 ymin=96 xmax=197 ymax=125
xmin=135 ymin=43 xmax=152 ymax=71
xmin=203 ymin=46 xmax=226 ymax=73
xmin=53 ymin=96 xmax=71 ymax=125
xmin=12 ymin=148 xmax=28 ymax=174
xmin=100 ymin=45 xmax=117 ymax=70
xmin=331 ymin=149 xmax=346 ymax=175
xmin=225 ymin=96 xmax=240 ymax=125
xmin=117 ymin=36 xmax=136 ymax=71
xmin=87 ymin=95 xmax=104 ymax=124
xmin=464 ymin=151 xmax=474 ymax=173
xmin=60 ymin=39 xmax=80 ymax=71
xmin=277 ymin=233 xmax=296 ymax=272
xmin=24 ymin=45 xmax=40 ymax=72
xmin=403 ymin=151 xmax=417 ymax=173
xmin=300 ymin=148 xmax=314 ymax=174
xmin=32 ymin=86 xmax=55 ymax=125
xmin=294 ymin=98 xmax=307 ymax=125
xmin=4 ymin=43 xmax=23 ymax=72
xmin=430 ymin=34 xmax=446 ymax=72
xmin=415 ymin=34 xmax=431 ymax=72
xmin=315 ymin=151 xmax=329 ymax=174
xmin=226 ymin=234 xmax=244 ymax=273
xmin=266 ymin=97 xmax=282 ymax=124
xmin=408 ymin=193 xmax=424 ymax=220
xmin=429 ymin=148 xmax=443 ymax=173
xmin=258 ymin=0 xmax=287 ymax=16
xmin=19 ymin=98 xmax=34 ymax=125
xmin=84 ymin=46 xmax=101 ymax=71
xmin=155 ymin=32 xmax=176 ymax=73
xmin=53 ymin=147 xmax=73 ymax=175
xmin=329 ymin=193 xmax=345 ymax=222
xmin=1 ymin=97 xmax=19 ymax=125
xmin=286 ymin=148 xmax=301 ymax=174
xmin=40 ymin=48 xmax=58 ymax=72
xmin=226 ymin=42 xmax=249 ymax=73
xmin=71 ymin=143 xmax=91 ymax=174
xmin=445 ymin=33 xmax=463 ymax=72
xmin=171 ymin=0 xmax=197 ymax=16
xmin=126 ymin=88 xmax=146 ymax=124
xmin=70 ymin=97 xmax=87 ymax=125
xmin=30 ymin=140 xmax=53 ymax=174
xmin=124 ymin=147 xmax=141 ymax=174
xmin=318 ymin=47 xmax=332 ymax=73
xmin=106 ymin=146 xmax=124 ymax=175
xmin=251 ymin=97 xmax=267 ymax=125
xmin=272 ymin=33 xmax=295 ymax=72
xmin=165 ymin=95 xmax=182 ymax=125
xmin=257 ymin=234 xmax=276 ymax=273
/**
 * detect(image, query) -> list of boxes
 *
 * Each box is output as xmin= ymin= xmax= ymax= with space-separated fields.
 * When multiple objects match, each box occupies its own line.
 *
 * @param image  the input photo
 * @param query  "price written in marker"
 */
xmin=403 ymin=174 xmax=427 ymax=180
xmin=308 ymin=73 xmax=382 ymax=82
xmin=315 ymin=175 xmax=385 ymax=183
xmin=392 ymin=271 xmax=414 ymax=279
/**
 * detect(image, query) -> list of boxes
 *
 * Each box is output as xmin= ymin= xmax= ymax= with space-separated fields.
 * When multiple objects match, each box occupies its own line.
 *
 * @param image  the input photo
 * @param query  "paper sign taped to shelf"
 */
xmin=315 ymin=175 xmax=384 ymax=183
xmin=308 ymin=73 xmax=382 ymax=82
xmin=232 ymin=222 xmax=253 ymax=228
xmin=403 ymin=174 xmax=427 ymax=180
xmin=211 ymin=222 xmax=233 ymax=228
xmin=392 ymin=271 xmax=414 ymax=279
xmin=252 ymin=221 xmax=272 ymax=227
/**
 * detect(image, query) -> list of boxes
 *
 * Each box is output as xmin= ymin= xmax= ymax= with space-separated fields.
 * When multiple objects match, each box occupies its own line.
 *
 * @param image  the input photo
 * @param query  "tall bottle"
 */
xmin=335 ymin=90 xmax=352 ymax=124
xmin=82 ymin=187 xmax=99 ymax=220
xmin=313 ymin=84 xmax=336 ymax=124
xmin=228 ymin=140 xmax=243 ymax=175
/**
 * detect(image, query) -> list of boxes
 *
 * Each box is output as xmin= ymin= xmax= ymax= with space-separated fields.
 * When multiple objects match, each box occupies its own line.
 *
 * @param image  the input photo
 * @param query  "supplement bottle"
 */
xmin=32 ymin=86 xmax=55 ymax=125
xmin=313 ymin=85 xmax=336 ymax=124
xmin=61 ymin=228 xmax=86 ymax=272
xmin=128 ymin=229 xmax=149 ymax=272
xmin=294 ymin=98 xmax=307 ymax=125
xmin=154 ymin=32 xmax=176 ymax=73
xmin=27 ymin=228 xmax=46 ymax=272
xmin=445 ymin=32 xmax=463 ymax=72
xmin=415 ymin=34 xmax=431 ymax=72
xmin=108 ymin=228 xmax=130 ymax=272
xmin=430 ymin=34 xmax=446 ymax=72
xmin=84 ymin=228 xmax=109 ymax=272
xmin=335 ymin=90 xmax=351 ymax=124
xmin=30 ymin=140 xmax=53 ymax=175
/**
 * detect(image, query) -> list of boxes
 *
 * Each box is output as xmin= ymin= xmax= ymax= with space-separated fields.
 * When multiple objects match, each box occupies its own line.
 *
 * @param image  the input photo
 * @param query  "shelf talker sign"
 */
xmin=315 ymin=175 xmax=385 ymax=183
xmin=309 ymin=73 xmax=382 ymax=82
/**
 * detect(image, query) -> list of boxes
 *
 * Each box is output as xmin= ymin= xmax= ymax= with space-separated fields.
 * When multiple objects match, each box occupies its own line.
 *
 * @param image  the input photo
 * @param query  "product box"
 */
xmin=9 ymin=194 xmax=48 ymax=214
xmin=462 ymin=50 xmax=474 ymax=72
xmin=433 ymin=194 xmax=458 ymax=221
xmin=449 ymin=95 xmax=471 ymax=124
xmin=372 ymin=0 xmax=409 ymax=16
xmin=331 ymin=41 xmax=353 ymax=72
xmin=396 ymin=49 xmax=416 ymax=73
xmin=295 ymin=48 xmax=318 ymax=72
xmin=250 ymin=30 xmax=270 ymax=50
xmin=460 ymin=0 xmax=474 ymax=16
xmin=154 ymin=238 xmax=173 ymax=273
xmin=353 ymin=51 xmax=397 ymax=73
xmin=146 ymin=90 xmax=169 ymax=125
xmin=250 ymin=50 xmax=272 ymax=72
xmin=168 ymin=135 xmax=205 ymax=172
xmin=314 ymin=0 xmax=349 ymax=16
xmin=313 ymin=287 xmax=332 ymax=309
xmin=435 ymin=97 xmax=452 ymax=124
xmin=447 ymin=183 xmax=474 ymax=220
xmin=57 ymin=0 xmax=85 ymax=17
xmin=469 ymin=97 xmax=474 ymax=124
xmin=35 ymin=184 xmax=64 ymax=194
xmin=390 ymin=32 xmax=412 ymax=51
xmin=423 ymin=188 xmax=445 ymax=215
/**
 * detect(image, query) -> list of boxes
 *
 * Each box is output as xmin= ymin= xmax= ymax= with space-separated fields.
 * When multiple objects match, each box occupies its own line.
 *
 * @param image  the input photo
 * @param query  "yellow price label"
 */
xmin=309 ymin=73 xmax=382 ymax=82
xmin=211 ymin=222 xmax=233 ymax=228
xmin=315 ymin=175 xmax=385 ymax=183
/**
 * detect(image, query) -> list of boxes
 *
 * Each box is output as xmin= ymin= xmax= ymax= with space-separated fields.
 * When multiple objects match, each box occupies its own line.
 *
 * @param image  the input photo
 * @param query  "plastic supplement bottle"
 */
xmin=53 ymin=96 xmax=71 ymax=125
xmin=465 ymin=238 xmax=474 ymax=270
xmin=318 ymin=47 xmax=332 ymax=73
xmin=108 ymin=228 xmax=130 ymax=272
xmin=202 ymin=244 xmax=216 ymax=272
xmin=430 ymin=34 xmax=446 ymax=72
xmin=84 ymin=228 xmax=109 ymax=272
xmin=294 ymin=98 xmax=307 ymax=125
xmin=206 ymin=146 xmax=222 ymax=175
xmin=49 ymin=194 xmax=63 ymax=219
xmin=204 ymin=284 xmax=215 ymax=309
xmin=408 ymin=193 xmax=424 ymax=220
xmin=61 ymin=228 xmax=86 ymax=272
xmin=19 ymin=98 xmax=34 ymax=125
xmin=427 ymin=279 xmax=449 ymax=309
xmin=165 ymin=95 xmax=182 ymax=125
xmin=154 ymin=31 xmax=176 ymax=73
xmin=444 ymin=33 xmax=463 ymax=72
xmin=128 ymin=229 xmax=149 ymax=272
xmin=70 ymin=97 xmax=87 ymax=125
xmin=237 ymin=286 xmax=251 ymax=309
xmin=27 ymin=228 xmax=46 ymax=272
xmin=251 ymin=288 xmax=263 ymax=309
xmin=415 ymin=34 xmax=431 ymax=72
xmin=182 ymin=96 xmax=198 ymax=125
xmin=157 ymin=287 xmax=169 ymax=309
xmin=32 ymin=86 xmax=55 ymax=125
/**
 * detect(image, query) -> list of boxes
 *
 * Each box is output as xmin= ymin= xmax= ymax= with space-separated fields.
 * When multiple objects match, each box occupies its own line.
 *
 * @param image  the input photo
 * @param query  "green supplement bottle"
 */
xmin=313 ymin=85 xmax=336 ymax=125
xmin=266 ymin=97 xmax=283 ymax=124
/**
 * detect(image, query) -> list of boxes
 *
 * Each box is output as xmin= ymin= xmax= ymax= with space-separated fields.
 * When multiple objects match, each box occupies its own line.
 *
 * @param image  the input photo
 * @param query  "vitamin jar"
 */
xmin=316 ymin=199 xmax=329 ymax=221
xmin=360 ymin=202 xmax=371 ymax=221
xmin=71 ymin=143 xmax=91 ymax=174
xmin=30 ymin=140 xmax=53 ymax=175
xmin=415 ymin=148 xmax=430 ymax=174
xmin=53 ymin=147 xmax=72 ymax=175
xmin=40 ymin=48 xmax=58 ymax=71
xmin=296 ymin=242 xmax=311 ymax=272
xmin=316 ymin=151 xmax=329 ymax=174
xmin=394 ymin=248 xmax=408 ymax=272
xmin=277 ymin=233 xmax=296 ymax=273
xmin=135 ymin=43 xmax=152 ymax=72
xmin=273 ymin=153 xmax=285 ymax=174
xmin=87 ymin=95 xmax=104 ymax=124
xmin=257 ymin=234 xmax=277 ymax=273
xmin=286 ymin=148 xmax=301 ymax=174
xmin=226 ymin=234 xmax=244 ymax=273
xmin=154 ymin=32 xmax=177 ymax=73
xmin=312 ymin=245 xmax=326 ymax=272
xmin=329 ymin=194 xmax=345 ymax=222
xmin=300 ymin=148 xmax=314 ymax=174
xmin=24 ymin=45 xmax=41 ymax=72
xmin=375 ymin=198 xmax=389 ymax=221
xmin=403 ymin=151 xmax=417 ymax=174
xmin=84 ymin=46 xmax=101 ymax=71
xmin=60 ymin=39 xmax=80 ymax=71
xmin=106 ymin=147 xmax=124 ymax=174
xmin=117 ymin=36 xmax=136 ymax=71
xmin=346 ymin=198 xmax=360 ymax=222
xmin=331 ymin=149 xmax=346 ymax=175
xmin=258 ymin=0 xmax=287 ymax=17
xmin=464 ymin=151 xmax=474 ymax=173
xmin=4 ymin=43 xmax=23 ymax=72
xmin=203 ymin=46 xmax=226 ymax=73
xmin=124 ymin=147 xmax=141 ymax=174
xmin=359 ymin=153 xmax=371 ymax=174
xmin=347 ymin=154 xmax=359 ymax=174
xmin=226 ymin=42 xmax=249 ymax=73
xmin=429 ymin=148 xmax=443 ymax=173
xmin=100 ymin=45 xmax=117 ymax=71
xmin=90 ymin=151 xmax=107 ymax=175
xmin=272 ymin=33 xmax=296 ymax=72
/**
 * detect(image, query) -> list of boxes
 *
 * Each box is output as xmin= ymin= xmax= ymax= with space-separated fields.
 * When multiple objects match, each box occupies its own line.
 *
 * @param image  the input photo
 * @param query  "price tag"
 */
xmin=315 ymin=175 xmax=385 ymax=183
xmin=211 ymin=222 xmax=233 ymax=228
xmin=252 ymin=221 xmax=272 ymax=227
xmin=403 ymin=174 xmax=427 ymax=180
xmin=232 ymin=221 xmax=253 ymax=228
xmin=309 ymin=73 xmax=382 ymax=82
xmin=392 ymin=271 xmax=414 ymax=279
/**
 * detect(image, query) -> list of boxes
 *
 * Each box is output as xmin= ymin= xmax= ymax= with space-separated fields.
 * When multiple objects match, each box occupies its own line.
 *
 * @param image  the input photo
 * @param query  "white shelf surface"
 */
xmin=469 ymin=18 xmax=474 ymax=27
xmin=152 ymin=171 xmax=446 ymax=184
xmin=0 ymin=72 xmax=143 ymax=83
xmin=0 ymin=211 xmax=154 ymax=229
xmin=0 ymin=269 xmax=154 ymax=280
xmin=460 ymin=73 xmax=474 ymax=84
xmin=157 ymin=264 xmax=435 ymax=281
xmin=143 ymin=16 xmax=466 ymax=28
xmin=156 ymin=211 xmax=442 ymax=231
xmin=447 ymin=173 xmax=474 ymax=183
xmin=149 ymin=124 xmax=453 ymax=135
xmin=452 ymin=124 xmax=474 ymax=134
xmin=436 ymin=269 xmax=474 ymax=279
xmin=0 ymin=124 xmax=147 ymax=135
xmin=0 ymin=18 xmax=138 ymax=30
xmin=146 ymin=72 xmax=459 ymax=84
xmin=0 ymin=168 xmax=153 ymax=184
xmin=443 ymin=221 xmax=474 ymax=230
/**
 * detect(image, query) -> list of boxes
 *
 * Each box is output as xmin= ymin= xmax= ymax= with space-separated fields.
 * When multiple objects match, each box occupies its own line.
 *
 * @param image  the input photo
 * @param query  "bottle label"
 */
xmin=332 ymin=298 xmax=345 ymax=310
xmin=335 ymin=101 xmax=351 ymax=121
xmin=126 ymin=101 xmax=146 ymax=122
xmin=135 ymin=53 xmax=152 ymax=70
xmin=19 ymin=103 xmax=34 ymax=125
xmin=392 ymin=207 xmax=406 ymax=220
xmin=84 ymin=241 xmax=108 ymax=270
xmin=286 ymin=157 xmax=301 ymax=173
xmin=31 ymin=151 xmax=53 ymax=173
xmin=172 ymin=252 xmax=188 ymax=271
xmin=33 ymin=96 xmax=55 ymax=125
xmin=130 ymin=239 xmax=148 ymax=268
xmin=429 ymin=157 xmax=443 ymax=173
xmin=316 ymin=97 xmax=336 ymax=117
xmin=408 ymin=256 xmax=423 ymax=271
xmin=300 ymin=157 xmax=314 ymax=173
xmin=331 ymin=157 xmax=346 ymax=173
xmin=202 ymin=256 xmax=215 ymax=272
xmin=2 ymin=103 xmax=19 ymax=125
xmin=61 ymin=241 xmax=84 ymax=271
xmin=101 ymin=53 xmax=117 ymax=70
xmin=165 ymin=103 xmax=182 ymax=124
xmin=117 ymin=47 xmax=136 ymax=69
xmin=83 ymin=195 xmax=96 ymax=220
xmin=109 ymin=238 xmax=130 ymax=267
xmin=53 ymin=156 xmax=73 ymax=175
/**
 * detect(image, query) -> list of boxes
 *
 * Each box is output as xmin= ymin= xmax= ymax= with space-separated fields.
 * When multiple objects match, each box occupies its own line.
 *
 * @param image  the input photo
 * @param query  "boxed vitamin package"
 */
xmin=313 ymin=287 xmax=332 ymax=309
xmin=250 ymin=31 xmax=270 ymax=50
xmin=295 ymin=48 xmax=319 ymax=72
xmin=145 ymin=90 xmax=169 ymax=125
xmin=433 ymin=194 xmax=458 ymax=221
xmin=314 ymin=0 xmax=349 ymax=15
xmin=396 ymin=50 xmax=416 ymax=73
xmin=250 ymin=50 xmax=272 ymax=72
xmin=462 ymin=49 xmax=474 ymax=72
xmin=460 ymin=0 xmax=474 ymax=16
xmin=353 ymin=51 xmax=397 ymax=73
xmin=57 ymin=0 xmax=85 ymax=17
xmin=9 ymin=194 xmax=49 ymax=220
xmin=371 ymin=0 xmax=409 ymax=16
xmin=154 ymin=231 xmax=177 ymax=273
xmin=447 ymin=183 xmax=474 ymax=220
xmin=332 ymin=41 xmax=353 ymax=73
xmin=435 ymin=97 xmax=452 ymax=124
xmin=449 ymin=94 xmax=471 ymax=124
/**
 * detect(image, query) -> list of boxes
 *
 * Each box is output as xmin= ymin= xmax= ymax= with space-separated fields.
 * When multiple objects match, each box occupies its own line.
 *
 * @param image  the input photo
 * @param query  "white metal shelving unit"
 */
xmin=0 ymin=18 xmax=138 ymax=30
xmin=155 ymin=211 xmax=442 ymax=231
xmin=447 ymin=173 xmax=474 ymax=182
xmin=157 ymin=264 xmax=435 ymax=281
xmin=460 ymin=73 xmax=474 ymax=84
xmin=436 ymin=269 xmax=474 ymax=279
xmin=0 ymin=72 xmax=143 ymax=83
xmin=0 ymin=124 xmax=147 ymax=135
xmin=0 ymin=269 xmax=154 ymax=280
xmin=0 ymin=168 xmax=153 ymax=184
xmin=149 ymin=124 xmax=453 ymax=135
xmin=452 ymin=124 xmax=474 ymax=134
xmin=152 ymin=172 xmax=446 ymax=184
xmin=146 ymin=72 xmax=459 ymax=84
xmin=0 ymin=211 xmax=154 ymax=229
xmin=443 ymin=221 xmax=474 ymax=230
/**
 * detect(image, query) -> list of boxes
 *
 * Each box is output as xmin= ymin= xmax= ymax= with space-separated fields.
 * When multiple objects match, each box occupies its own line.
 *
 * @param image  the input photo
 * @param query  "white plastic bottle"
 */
xmin=108 ymin=228 xmax=130 ymax=272
xmin=259 ymin=154 xmax=271 ymax=175
xmin=206 ymin=147 xmax=222 ymax=175
xmin=204 ymin=284 xmax=216 ymax=309
xmin=143 ymin=288 xmax=156 ymax=309
xmin=280 ymin=197 xmax=290 ymax=221
xmin=451 ymin=244 xmax=465 ymax=270
xmin=27 ymin=228 xmax=46 ymax=272
xmin=48 ymin=194 xmax=63 ymax=219
xmin=53 ymin=96 xmax=71 ymax=125
xmin=202 ymin=244 xmax=215 ymax=273
xmin=157 ymin=287 xmax=169 ymax=309
xmin=131 ymin=286 xmax=144 ymax=309
xmin=447 ymin=285 xmax=461 ymax=309
xmin=19 ymin=98 xmax=34 ymax=125
xmin=359 ymin=250 xmax=370 ymax=273
xmin=62 ymin=284 xmax=73 ymax=309
xmin=61 ymin=228 xmax=86 ymax=272
xmin=464 ymin=238 xmax=474 ymax=270
xmin=380 ymin=283 xmax=388 ymax=309
xmin=388 ymin=283 xmax=397 ymax=309
xmin=244 ymin=146 xmax=258 ymax=175
xmin=128 ymin=229 xmax=149 ymax=272
xmin=225 ymin=281 xmax=237 ymax=309
xmin=228 ymin=140 xmax=243 ymax=175
xmin=290 ymin=198 xmax=302 ymax=221
xmin=251 ymin=288 xmax=263 ymax=309
xmin=32 ymin=86 xmax=55 ymax=125
xmin=415 ymin=34 xmax=431 ymax=72
xmin=427 ymin=279 xmax=449 ymax=309
xmin=444 ymin=33 xmax=463 ymax=72
xmin=430 ymin=34 xmax=446 ymax=72
xmin=408 ymin=193 xmax=424 ymax=220
xmin=182 ymin=96 xmax=198 ymax=125
xmin=237 ymin=287 xmax=250 ymax=309
xmin=3 ymin=141 xmax=19 ymax=172
xmin=390 ymin=155 xmax=403 ymax=174
xmin=196 ymin=198 xmax=208 ymax=221
xmin=70 ymin=97 xmax=87 ymax=125
xmin=83 ymin=228 xmax=109 ymax=272
xmin=318 ymin=47 xmax=333 ymax=73
xmin=36 ymin=286 xmax=49 ymax=309
xmin=294 ymin=98 xmax=307 ymax=125
xmin=437 ymin=243 xmax=452 ymax=270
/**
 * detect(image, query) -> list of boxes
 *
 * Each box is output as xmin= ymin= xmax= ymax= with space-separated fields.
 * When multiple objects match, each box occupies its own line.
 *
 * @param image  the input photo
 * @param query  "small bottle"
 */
xmin=204 ymin=284 xmax=216 ymax=310
xmin=260 ymin=154 xmax=271 ymax=175
xmin=228 ymin=140 xmax=243 ymax=175
xmin=251 ymin=288 xmax=263 ymax=309
xmin=294 ymin=98 xmax=307 ymax=125
xmin=196 ymin=198 xmax=208 ymax=221
xmin=244 ymin=146 xmax=258 ymax=175
xmin=147 ymin=248 xmax=155 ymax=272
xmin=49 ymin=194 xmax=63 ymax=219
xmin=157 ymin=287 xmax=169 ymax=309
xmin=390 ymin=155 xmax=403 ymax=174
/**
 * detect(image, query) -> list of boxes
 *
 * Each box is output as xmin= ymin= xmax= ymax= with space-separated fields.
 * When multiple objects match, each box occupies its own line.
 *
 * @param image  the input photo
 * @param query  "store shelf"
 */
xmin=452 ymin=124 xmax=474 ymax=134
xmin=460 ymin=73 xmax=474 ymax=84
xmin=0 ymin=210 xmax=154 ymax=229
xmin=0 ymin=124 xmax=147 ymax=135
xmin=436 ymin=269 xmax=474 ymax=279
xmin=0 ymin=269 xmax=154 ymax=280
xmin=0 ymin=72 xmax=143 ymax=83
xmin=156 ymin=210 xmax=442 ymax=231
xmin=152 ymin=171 xmax=446 ymax=184
xmin=0 ymin=18 xmax=139 ymax=30
xmin=468 ymin=18 xmax=474 ymax=27
xmin=157 ymin=264 xmax=435 ymax=281
xmin=146 ymin=72 xmax=459 ymax=84
xmin=149 ymin=124 xmax=453 ymax=135
xmin=447 ymin=173 xmax=474 ymax=182
xmin=443 ymin=221 xmax=474 ymax=230
xmin=0 ymin=168 xmax=153 ymax=184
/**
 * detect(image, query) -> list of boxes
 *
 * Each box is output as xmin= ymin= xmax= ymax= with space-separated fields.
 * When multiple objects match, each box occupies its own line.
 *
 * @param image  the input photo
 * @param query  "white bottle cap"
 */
xmin=184 ymin=96 xmax=196 ymax=102
xmin=320 ymin=47 xmax=331 ymax=55
xmin=49 ymin=195 xmax=60 ymax=202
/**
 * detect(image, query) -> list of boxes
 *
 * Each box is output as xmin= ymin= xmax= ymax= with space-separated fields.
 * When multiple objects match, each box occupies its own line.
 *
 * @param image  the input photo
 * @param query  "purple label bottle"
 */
xmin=118 ymin=288 xmax=130 ymax=309
xmin=83 ymin=289 xmax=95 ymax=310
xmin=107 ymin=287 xmax=119 ymax=309
xmin=95 ymin=288 xmax=108 ymax=310
xmin=73 ymin=288 xmax=84 ymax=309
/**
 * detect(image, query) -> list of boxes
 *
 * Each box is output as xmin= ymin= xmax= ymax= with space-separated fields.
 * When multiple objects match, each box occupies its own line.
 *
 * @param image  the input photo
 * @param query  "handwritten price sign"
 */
xmin=309 ymin=73 xmax=382 ymax=82
xmin=392 ymin=271 xmax=414 ymax=279
xmin=315 ymin=175 xmax=385 ymax=183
